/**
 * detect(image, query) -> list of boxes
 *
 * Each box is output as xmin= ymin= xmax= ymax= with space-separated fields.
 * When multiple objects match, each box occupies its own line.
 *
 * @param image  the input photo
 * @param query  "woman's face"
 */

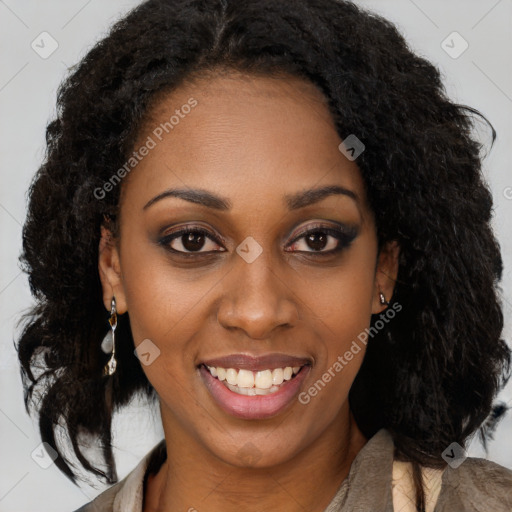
xmin=99 ymin=71 xmax=398 ymax=468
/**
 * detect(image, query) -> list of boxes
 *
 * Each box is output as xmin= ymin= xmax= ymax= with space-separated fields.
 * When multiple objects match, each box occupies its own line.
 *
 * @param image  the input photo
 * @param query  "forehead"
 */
xmin=120 ymin=71 xmax=368 ymax=216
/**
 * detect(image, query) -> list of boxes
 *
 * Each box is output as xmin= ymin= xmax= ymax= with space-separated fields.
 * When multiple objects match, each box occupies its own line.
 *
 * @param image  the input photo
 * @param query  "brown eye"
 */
xmin=286 ymin=223 xmax=358 ymax=255
xmin=159 ymin=226 xmax=225 ymax=254
xmin=180 ymin=231 xmax=206 ymax=252
xmin=296 ymin=231 xmax=336 ymax=252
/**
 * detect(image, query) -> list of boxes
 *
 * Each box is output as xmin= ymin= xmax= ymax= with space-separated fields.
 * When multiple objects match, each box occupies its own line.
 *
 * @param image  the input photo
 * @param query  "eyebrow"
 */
xmin=142 ymin=184 xmax=358 ymax=211
xmin=285 ymin=185 xmax=358 ymax=210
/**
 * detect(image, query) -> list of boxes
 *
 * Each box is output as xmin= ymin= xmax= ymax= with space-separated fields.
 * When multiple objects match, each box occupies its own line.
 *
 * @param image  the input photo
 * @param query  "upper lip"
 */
xmin=201 ymin=353 xmax=312 ymax=371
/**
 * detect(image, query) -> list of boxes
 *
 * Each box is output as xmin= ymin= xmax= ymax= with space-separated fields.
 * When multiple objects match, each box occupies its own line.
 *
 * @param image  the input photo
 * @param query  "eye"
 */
xmin=286 ymin=223 xmax=358 ymax=255
xmin=158 ymin=222 xmax=358 ymax=257
xmin=159 ymin=225 xmax=226 ymax=254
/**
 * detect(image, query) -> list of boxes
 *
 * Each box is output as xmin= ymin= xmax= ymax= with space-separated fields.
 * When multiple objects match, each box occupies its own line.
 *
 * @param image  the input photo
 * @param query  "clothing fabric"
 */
xmin=73 ymin=428 xmax=512 ymax=512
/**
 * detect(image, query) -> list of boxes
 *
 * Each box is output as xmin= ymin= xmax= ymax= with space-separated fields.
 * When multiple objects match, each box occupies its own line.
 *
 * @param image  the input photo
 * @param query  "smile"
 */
xmin=198 ymin=354 xmax=312 ymax=420
xmin=205 ymin=365 xmax=302 ymax=396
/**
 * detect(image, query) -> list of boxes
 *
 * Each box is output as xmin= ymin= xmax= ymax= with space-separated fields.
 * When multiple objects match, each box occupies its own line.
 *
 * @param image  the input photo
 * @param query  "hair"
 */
xmin=16 ymin=0 xmax=511 ymax=509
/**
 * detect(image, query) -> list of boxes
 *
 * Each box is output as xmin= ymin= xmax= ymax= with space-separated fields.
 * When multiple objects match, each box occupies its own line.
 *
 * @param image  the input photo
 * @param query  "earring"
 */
xmin=379 ymin=292 xmax=390 ymax=306
xmin=102 ymin=296 xmax=118 ymax=376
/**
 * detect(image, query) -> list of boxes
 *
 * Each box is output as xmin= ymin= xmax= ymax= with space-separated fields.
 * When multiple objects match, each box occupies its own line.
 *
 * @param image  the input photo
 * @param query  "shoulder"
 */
xmin=71 ymin=480 xmax=122 ymax=512
xmin=390 ymin=450 xmax=512 ymax=512
xmin=435 ymin=455 xmax=512 ymax=511
xmin=70 ymin=439 xmax=167 ymax=512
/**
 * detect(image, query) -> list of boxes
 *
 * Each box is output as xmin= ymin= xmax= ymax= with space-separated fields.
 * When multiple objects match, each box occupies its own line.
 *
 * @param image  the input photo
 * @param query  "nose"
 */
xmin=216 ymin=251 xmax=299 ymax=340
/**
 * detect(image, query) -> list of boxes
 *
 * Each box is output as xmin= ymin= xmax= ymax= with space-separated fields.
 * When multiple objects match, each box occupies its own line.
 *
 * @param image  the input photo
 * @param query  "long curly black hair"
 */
xmin=17 ymin=0 xmax=511 ymax=509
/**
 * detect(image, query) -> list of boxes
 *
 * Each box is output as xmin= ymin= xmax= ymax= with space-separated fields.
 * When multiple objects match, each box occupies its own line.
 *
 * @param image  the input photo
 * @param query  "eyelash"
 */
xmin=158 ymin=223 xmax=357 ymax=258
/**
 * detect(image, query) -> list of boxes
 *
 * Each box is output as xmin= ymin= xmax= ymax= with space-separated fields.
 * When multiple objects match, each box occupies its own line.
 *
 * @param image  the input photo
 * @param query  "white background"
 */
xmin=1 ymin=1 xmax=511 ymax=510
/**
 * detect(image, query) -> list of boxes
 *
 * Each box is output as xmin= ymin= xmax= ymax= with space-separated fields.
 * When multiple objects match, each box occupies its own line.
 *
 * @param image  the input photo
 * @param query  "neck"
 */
xmin=144 ymin=402 xmax=367 ymax=512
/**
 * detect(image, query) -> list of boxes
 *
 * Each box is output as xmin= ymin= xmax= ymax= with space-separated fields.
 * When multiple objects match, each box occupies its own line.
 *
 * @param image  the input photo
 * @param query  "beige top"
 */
xmin=73 ymin=429 xmax=512 ymax=511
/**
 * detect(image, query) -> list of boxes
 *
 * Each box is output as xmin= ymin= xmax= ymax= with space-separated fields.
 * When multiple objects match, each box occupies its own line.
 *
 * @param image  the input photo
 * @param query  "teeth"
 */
xmin=217 ymin=367 xmax=226 ymax=381
xmin=226 ymin=368 xmax=238 ymax=385
xmin=254 ymin=370 xmax=273 ymax=389
xmin=272 ymin=368 xmax=284 ymax=385
xmin=237 ymin=369 xmax=255 ymax=388
xmin=225 ymin=382 xmax=281 ymax=396
xmin=206 ymin=364 xmax=303 ymax=394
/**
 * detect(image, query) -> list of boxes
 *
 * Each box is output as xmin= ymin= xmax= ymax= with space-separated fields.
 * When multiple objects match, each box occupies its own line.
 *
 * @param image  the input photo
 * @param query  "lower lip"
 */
xmin=199 ymin=365 xmax=311 ymax=420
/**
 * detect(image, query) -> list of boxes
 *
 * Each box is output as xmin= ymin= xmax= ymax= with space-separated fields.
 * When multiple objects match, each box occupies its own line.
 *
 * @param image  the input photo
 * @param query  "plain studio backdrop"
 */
xmin=1 ymin=1 xmax=511 ymax=510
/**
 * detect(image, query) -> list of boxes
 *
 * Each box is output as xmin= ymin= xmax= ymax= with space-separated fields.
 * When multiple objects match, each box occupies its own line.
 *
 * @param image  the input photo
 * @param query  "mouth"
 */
xmin=203 ymin=364 xmax=304 ymax=395
xmin=198 ymin=354 xmax=312 ymax=420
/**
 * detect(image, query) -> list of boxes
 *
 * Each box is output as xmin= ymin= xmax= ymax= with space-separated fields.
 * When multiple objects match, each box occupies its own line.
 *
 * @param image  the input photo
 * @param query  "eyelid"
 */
xmin=158 ymin=221 xmax=358 ymax=255
xmin=284 ymin=222 xmax=359 ymax=256
xmin=287 ymin=221 xmax=358 ymax=245
xmin=158 ymin=224 xmax=225 ymax=253
xmin=161 ymin=224 xmax=225 ymax=243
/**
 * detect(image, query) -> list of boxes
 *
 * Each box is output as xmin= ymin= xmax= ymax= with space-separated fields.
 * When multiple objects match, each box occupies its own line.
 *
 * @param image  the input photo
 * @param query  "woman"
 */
xmin=17 ymin=0 xmax=512 ymax=511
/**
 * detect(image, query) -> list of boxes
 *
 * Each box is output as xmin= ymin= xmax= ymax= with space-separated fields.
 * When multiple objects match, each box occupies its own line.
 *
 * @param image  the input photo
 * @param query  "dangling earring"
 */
xmin=379 ymin=291 xmax=390 ymax=306
xmin=102 ymin=296 xmax=118 ymax=376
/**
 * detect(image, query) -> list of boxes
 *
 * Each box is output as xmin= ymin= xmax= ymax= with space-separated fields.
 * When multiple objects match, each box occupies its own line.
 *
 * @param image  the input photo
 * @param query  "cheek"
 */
xmin=296 ymin=236 xmax=376 ymax=403
xmin=118 ymin=248 xmax=209 ymax=412
xmin=296 ymin=290 xmax=371 ymax=434
xmin=117 ymin=238 xmax=214 ymax=394
xmin=118 ymin=233 xmax=207 ymax=340
xmin=301 ymin=235 xmax=377 ymax=340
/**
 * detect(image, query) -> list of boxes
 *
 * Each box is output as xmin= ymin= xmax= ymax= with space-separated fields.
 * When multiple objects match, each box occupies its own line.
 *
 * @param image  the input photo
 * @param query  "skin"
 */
xmin=98 ymin=70 xmax=399 ymax=512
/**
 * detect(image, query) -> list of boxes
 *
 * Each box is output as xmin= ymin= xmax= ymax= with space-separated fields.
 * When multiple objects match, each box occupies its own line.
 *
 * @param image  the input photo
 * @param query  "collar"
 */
xmin=113 ymin=440 xmax=166 ymax=512
xmin=112 ymin=428 xmax=396 ymax=512
xmin=325 ymin=428 xmax=395 ymax=511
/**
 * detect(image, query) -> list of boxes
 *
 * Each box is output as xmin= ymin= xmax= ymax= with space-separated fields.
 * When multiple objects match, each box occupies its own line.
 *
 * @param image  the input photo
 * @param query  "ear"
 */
xmin=372 ymin=240 xmax=400 ymax=314
xmin=98 ymin=223 xmax=127 ymax=314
